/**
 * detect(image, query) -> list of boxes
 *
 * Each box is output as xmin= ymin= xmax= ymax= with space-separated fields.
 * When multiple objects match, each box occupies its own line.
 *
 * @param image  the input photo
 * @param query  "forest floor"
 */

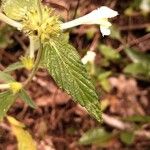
xmin=0 ymin=0 xmax=150 ymax=150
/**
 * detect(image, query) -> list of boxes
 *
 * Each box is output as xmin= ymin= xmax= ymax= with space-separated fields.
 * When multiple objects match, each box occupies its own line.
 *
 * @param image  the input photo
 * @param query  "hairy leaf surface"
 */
xmin=0 ymin=91 xmax=15 ymax=120
xmin=4 ymin=62 xmax=24 ymax=72
xmin=42 ymin=39 xmax=101 ymax=121
xmin=19 ymin=89 xmax=36 ymax=108
xmin=1 ymin=0 xmax=37 ymax=20
xmin=0 ymin=71 xmax=14 ymax=82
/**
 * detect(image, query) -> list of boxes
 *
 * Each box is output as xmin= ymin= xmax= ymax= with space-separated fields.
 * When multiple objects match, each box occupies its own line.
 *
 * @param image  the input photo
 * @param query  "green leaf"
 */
xmin=98 ymin=71 xmax=112 ymax=92
xmin=19 ymin=89 xmax=36 ymax=108
xmin=0 ymin=91 xmax=15 ymax=121
xmin=99 ymin=45 xmax=121 ymax=61
xmin=124 ymin=115 xmax=150 ymax=123
xmin=99 ymin=79 xmax=112 ymax=93
xmin=7 ymin=116 xmax=36 ymax=150
xmin=79 ymin=128 xmax=113 ymax=145
xmin=4 ymin=62 xmax=24 ymax=72
xmin=124 ymin=63 xmax=148 ymax=75
xmin=42 ymin=39 xmax=101 ymax=121
xmin=110 ymin=25 xmax=121 ymax=40
xmin=125 ymin=48 xmax=150 ymax=78
xmin=1 ymin=0 xmax=38 ymax=20
xmin=0 ymin=71 xmax=14 ymax=82
xmin=120 ymin=131 xmax=135 ymax=145
xmin=125 ymin=48 xmax=150 ymax=64
xmin=98 ymin=71 xmax=112 ymax=80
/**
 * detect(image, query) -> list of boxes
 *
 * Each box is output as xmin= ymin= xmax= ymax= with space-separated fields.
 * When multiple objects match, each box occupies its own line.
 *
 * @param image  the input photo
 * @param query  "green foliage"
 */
xmin=0 ymin=91 xmax=15 ymax=121
xmin=124 ymin=63 xmax=148 ymax=76
xmin=120 ymin=131 xmax=135 ymax=145
xmin=0 ymin=71 xmax=15 ymax=82
xmin=125 ymin=48 xmax=150 ymax=64
xmin=98 ymin=71 xmax=112 ymax=92
xmin=79 ymin=128 xmax=113 ymax=145
xmin=124 ymin=115 xmax=150 ymax=123
xmin=0 ymin=0 xmax=102 ymax=122
xmin=99 ymin=45 xmax=121 ymax=61
xmin=4 ymin=62 xmax=24 ymax=72
xmin=79 ymin=127 xmax=136 ymax=146
xmin=0 ymin=71 xmax=36 ymax=116
xmin=42 ymin=38 xmax=101 ymax=121
xmin=110 ymin=25 xmax=121 ymax=40
xmin=124 ymin=48 xmax=150 ymax=78
xmin=19 ymin=90 xmax=36 ymax=108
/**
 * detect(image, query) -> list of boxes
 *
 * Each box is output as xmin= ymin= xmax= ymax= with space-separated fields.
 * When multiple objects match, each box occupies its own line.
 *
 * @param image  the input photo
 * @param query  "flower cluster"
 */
xmin=22 ymin=6 xmax=61 ymax=42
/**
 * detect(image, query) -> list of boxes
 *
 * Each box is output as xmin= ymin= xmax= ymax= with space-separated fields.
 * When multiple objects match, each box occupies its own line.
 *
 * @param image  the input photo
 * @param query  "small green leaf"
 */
xmin=99 ymin=45 xmax=121 ymax=61
xmin=42 ymin=38 xmax=101 ymax=121
xmin=7 ymin=116 xmax=36 ymax=150
xmin=19 ymin=90 xmax=36 ymax=108
xmin=124 ymin=115 xmax=150 ymax=123
xmin=1 ymin=0 xmax=38 ymax=20
xmin=120 ymin=131 xmax=135 ymax=145
xmin=98 ymin=71 xmax=112 ymax=92
xmin=98 ymin=71 xmax=112 ymax=80
xmin=124 ymin=63 xmax=148 ymax=75
xmin=125 ymin=48 xmax=150 ymax=64
xmin=0 ymin=91 xmax=15 ymax=121
xmin=0 ymin=71 xmax=14 ymax=82
xmin=110 ymin=25 xmax=121 ymax=40
xmin=4 ymin=62 xmax=24 ymax=72
xmin=99 ymin=79 xmax=112 ymax=92
xmin=79 ymin=128 xmax=113 ymax=145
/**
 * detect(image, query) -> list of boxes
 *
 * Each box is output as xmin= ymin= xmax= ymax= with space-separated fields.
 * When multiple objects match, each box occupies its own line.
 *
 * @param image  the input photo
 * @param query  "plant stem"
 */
xmin=23 ymin=39 xmax=43 ymax=87
xmin=0 ymin=84 xmax=10 ymax=90
xmin=23 ymin=0 xmax=43 ymax=87
xmin=29 ymin=36 xmax=35 ymax=59
xmin=0 ymin=12 xmax=22 ymax=30
xmin=37 ymin=0 xmax=43 ymax=22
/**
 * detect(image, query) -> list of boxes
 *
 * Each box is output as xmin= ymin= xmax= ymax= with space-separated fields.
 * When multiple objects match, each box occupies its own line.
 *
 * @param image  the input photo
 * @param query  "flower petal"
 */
xmin=81 ymin=51 xmax=96 ymax=64
xmin=93 ymin=6 xmax=118 ymax=18
xmin=100 ymin=26 xmax=111 ymax=36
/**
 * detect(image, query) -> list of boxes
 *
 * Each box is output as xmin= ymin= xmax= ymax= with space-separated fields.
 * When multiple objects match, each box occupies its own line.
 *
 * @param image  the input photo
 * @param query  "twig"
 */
xmin=102 ymin=114 xmax=131 ymax=130
xmin=14 ymin=35 xmax=27 ymax=52
xmin=119 ymin=23 xmax=150 ymax=31
xmin=0 ymin=12 xmax=22 ymax=30
xmin=73 ymin=0 xmax=80 ymax=19
xmin=117 ymin=33 xmax=150 ymax=52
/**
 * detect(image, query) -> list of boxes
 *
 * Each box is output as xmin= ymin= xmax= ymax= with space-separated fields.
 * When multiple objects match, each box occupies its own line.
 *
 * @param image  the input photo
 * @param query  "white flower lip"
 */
xmin=81 ymin=51 xmax=96 ymax=64
xmin=61 ymin=6 xmax=118 ymax=36
xmin=94 ymin=6 xmax=118 ymax=18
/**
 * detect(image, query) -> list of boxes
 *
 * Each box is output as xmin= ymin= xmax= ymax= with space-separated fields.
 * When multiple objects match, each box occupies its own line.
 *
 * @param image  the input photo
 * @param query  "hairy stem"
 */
xmin=23 ymin=39 xmax=43 ymax=87
xmin=0 ymin=12 xmax=22 ymax=29
xmin=0 ymin=84 xmax=10 ymax=90
xmin=29 ymin=36 xmax=35 ymax=59
xmin=23 ymin=0 xmax=43 ymax=87
xmin=37 ymin=0 xmax=43 ymax=22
